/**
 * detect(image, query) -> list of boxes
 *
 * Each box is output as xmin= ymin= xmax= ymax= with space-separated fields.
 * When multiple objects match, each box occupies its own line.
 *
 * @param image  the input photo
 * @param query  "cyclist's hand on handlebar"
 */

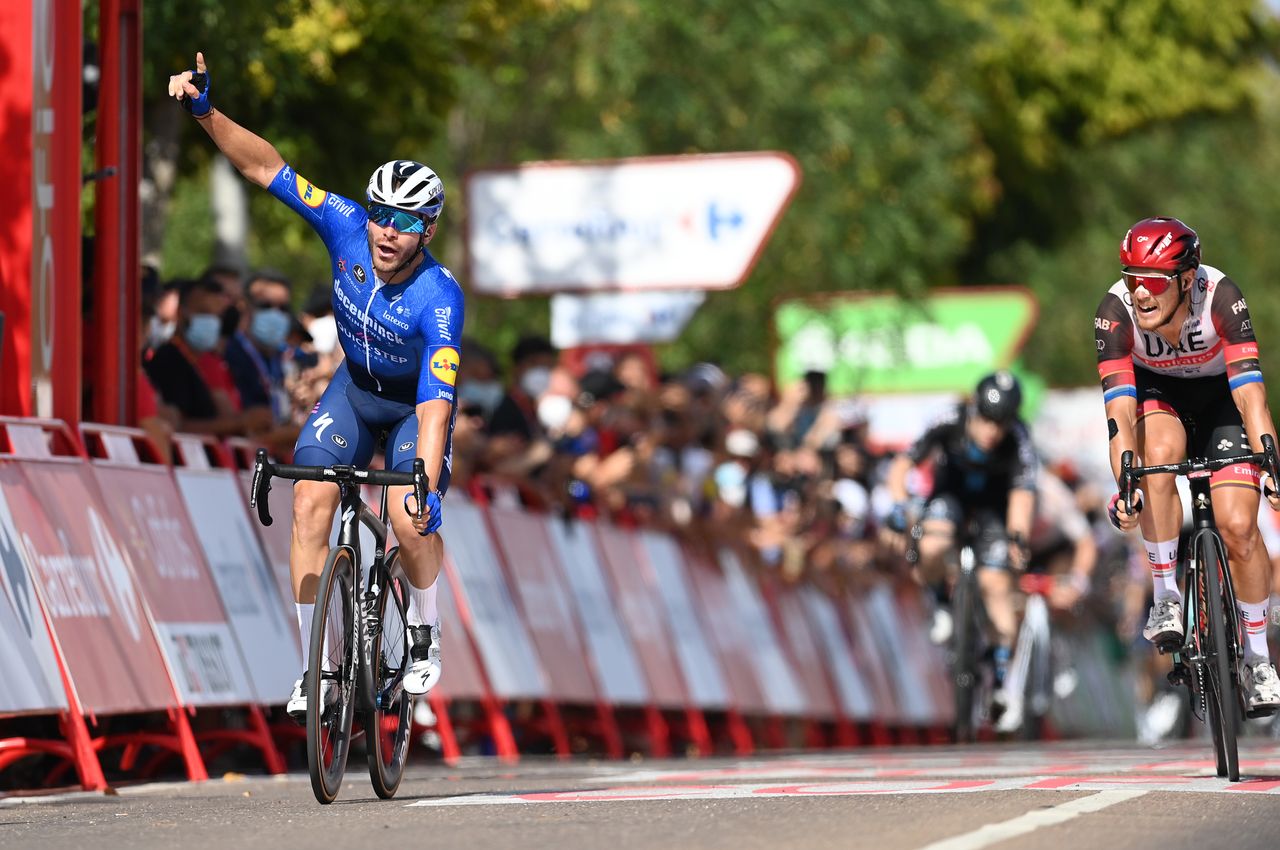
xmin=405 ymin=490 xmax=443 ymax=536
xmin=1261 ymin=471 xmax=1280 ymax=511
xmin=168 ymin=52 xmax=212 ymax=116
xmin=1107 ymin=489 xmax=1144 ymax=532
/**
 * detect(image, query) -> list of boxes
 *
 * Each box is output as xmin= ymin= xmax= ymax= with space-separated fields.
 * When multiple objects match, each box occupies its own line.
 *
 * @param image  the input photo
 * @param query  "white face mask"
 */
xmin=520 ymin=366 xmax=552 ymax=399
xmin=537 ymin=394 xmax=574 ymax=434
xmin=306 ymin=315 xmax=338 ymax=354
xmin=147 ymin=316 xmax=176 ymax=347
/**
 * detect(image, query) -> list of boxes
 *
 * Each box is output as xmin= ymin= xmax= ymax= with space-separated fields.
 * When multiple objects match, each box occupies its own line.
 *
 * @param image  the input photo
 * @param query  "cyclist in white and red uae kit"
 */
xmin=1096 ymin=216 xmax=1280 ymax=712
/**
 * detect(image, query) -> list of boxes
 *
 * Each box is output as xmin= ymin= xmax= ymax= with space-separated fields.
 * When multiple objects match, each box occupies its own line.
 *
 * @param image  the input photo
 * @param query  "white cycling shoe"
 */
xmin=1242 ymin=661 xmax=1280 ymax=714
xmin=1142 ymin=598 xmax=1185 ymax=649
xmin=286 ymin=673 xmax=336 ymax=724
xmin=402 ymin=622 xmax=442 ymax=696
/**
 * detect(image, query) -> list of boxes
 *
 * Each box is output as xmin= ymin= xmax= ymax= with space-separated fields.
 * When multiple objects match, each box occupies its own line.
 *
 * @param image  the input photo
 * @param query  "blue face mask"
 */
xmin=250 ymin=308 xmax=291 ymax=350
xmin=184 ymin=313 xmax=222 ymax=352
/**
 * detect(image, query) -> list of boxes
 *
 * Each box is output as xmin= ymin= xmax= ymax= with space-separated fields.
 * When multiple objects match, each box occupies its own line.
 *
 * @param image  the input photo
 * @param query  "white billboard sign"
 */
xmin=551 ymin=290 xmax=705 ymax=348
xmin=466 ymin=152 xmax=800 ymax=295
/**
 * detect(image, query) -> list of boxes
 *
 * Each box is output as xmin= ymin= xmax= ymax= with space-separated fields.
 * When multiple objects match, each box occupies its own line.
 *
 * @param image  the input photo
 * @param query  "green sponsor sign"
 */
xmin=774 ymin=287 xmax=1038 ymax=394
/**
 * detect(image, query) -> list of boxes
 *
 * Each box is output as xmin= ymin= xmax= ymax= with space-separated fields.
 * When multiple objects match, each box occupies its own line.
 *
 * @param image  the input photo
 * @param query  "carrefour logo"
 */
xmin=429 ymin=346 xmax=460 ymax=386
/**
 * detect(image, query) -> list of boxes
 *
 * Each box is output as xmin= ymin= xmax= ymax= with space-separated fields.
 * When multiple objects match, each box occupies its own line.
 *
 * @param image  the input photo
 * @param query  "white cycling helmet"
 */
xmin=366 ymin=160 xmax=445 ymax=220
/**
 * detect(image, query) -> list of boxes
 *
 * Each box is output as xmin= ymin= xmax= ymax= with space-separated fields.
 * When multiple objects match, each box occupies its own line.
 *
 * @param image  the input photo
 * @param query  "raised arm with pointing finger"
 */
xmin=167 ymin=52 xmax=284 ymax=188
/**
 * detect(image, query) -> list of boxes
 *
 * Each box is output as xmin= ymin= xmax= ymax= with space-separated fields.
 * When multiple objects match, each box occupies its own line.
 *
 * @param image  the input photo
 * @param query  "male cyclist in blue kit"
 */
xmin=169 ymin=53 xmax=459 ymax=718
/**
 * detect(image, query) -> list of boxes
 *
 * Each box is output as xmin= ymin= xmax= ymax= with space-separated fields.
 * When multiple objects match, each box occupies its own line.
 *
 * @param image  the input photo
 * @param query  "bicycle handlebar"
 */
xmin=1119 ymin=433 xmax=1279 ymax=511
xmin=248 ymin=448 xmax=429 ymax=528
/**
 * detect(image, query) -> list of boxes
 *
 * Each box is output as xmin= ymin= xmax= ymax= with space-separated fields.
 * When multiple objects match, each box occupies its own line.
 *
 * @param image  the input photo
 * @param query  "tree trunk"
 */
xmin=139 ymin=98 xmax=184 ymax=271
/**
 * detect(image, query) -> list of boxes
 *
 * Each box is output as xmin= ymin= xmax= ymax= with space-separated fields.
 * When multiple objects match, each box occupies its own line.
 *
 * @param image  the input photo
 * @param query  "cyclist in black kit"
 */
xmin=883 ymin=371 xmax=1038 ymax=701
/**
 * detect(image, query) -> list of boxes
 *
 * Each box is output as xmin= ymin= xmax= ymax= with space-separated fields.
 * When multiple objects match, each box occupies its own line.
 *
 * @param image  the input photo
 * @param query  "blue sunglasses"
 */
xmin=367 ymin=203 xmax=428 ymax=234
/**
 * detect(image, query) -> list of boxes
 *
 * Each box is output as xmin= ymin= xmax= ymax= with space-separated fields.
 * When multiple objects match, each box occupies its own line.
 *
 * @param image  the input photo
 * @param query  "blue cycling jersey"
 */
xmin=267 ymin=164 xmax=464 ymax=406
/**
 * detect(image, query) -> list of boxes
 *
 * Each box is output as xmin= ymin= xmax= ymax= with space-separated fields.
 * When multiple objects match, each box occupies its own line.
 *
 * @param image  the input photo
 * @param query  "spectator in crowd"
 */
xmin=225 ymin=269 xmax=293 ymax=422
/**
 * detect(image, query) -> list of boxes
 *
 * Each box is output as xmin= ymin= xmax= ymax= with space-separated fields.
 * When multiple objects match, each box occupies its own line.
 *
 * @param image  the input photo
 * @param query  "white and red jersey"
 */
xmin=1094 ymin=265 xmax=1262 ymax=403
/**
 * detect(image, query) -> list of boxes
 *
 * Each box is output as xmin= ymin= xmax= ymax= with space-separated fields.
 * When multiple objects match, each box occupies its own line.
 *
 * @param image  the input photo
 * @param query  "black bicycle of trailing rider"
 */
xmin=250 ymin=449 xmax=428 ymax=804
xmin=1120 ymin=433 xmax=1279 ymax=783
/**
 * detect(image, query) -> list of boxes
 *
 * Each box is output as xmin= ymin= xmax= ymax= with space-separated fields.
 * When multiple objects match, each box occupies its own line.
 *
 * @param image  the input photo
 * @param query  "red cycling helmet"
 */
xmin=1119 ymin=217 xmax=1200 ymax=272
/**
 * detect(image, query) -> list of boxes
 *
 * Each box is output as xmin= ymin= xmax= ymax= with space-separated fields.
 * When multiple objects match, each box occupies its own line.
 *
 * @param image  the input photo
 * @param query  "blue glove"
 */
xmin=405 ymin=490 xmax=444 ymax=535
xmin=886 ymin=501 xmax=910 ymax=533
xmin=181 ymin=70 xmax=212 ymax=117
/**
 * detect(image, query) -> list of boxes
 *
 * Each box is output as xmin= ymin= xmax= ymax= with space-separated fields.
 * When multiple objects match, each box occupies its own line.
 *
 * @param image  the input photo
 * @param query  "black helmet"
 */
xmin=973 ymin=371 xmax=1022 ymax=425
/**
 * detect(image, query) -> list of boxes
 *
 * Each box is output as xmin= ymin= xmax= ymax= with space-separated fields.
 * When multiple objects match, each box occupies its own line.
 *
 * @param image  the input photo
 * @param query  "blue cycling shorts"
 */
xmin=293 ymin=361 xmax=453 ymax=493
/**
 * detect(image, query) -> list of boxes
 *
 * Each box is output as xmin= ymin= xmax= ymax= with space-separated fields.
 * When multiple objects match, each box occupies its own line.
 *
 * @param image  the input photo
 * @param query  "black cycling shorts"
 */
xmin=1135 ymin=369 xmax=1258 ymax=488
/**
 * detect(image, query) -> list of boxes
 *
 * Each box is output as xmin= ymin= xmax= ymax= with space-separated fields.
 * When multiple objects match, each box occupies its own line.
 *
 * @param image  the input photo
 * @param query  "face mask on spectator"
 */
xmin=250 ymin=308 xmax=291 ymax=349
xmin=306 ymin=315 xmax=339 ymax=354
xmin=458 ymin=380 xmax=503 ymax=415
xmin=520 ymin=366 xmax=552 ymax=399
xmin=184 ymin=313 xmax=221 ymax=352
xmin=537 ymin=394 xmax=574 ymax=434
xmin=147 ymin=316 xmax=176 ymax=348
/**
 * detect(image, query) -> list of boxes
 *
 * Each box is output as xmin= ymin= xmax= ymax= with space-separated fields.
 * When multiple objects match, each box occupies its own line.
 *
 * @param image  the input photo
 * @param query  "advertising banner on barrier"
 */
xmin=543 ymin=518 xmax=649 ymax=706
xmin=1 ymin=463 xmax=176 ymax=713
xmin=682 ymin=550 xmax=766 ymax=714
xmin=433 ymin=570 xmax=490 ymax=701
xmin=891 ymin=586 xmax=954 ymax=724
xmin=636 ymin=532 xmax=728 ymax=709
xmin=861 ymin=583 xmax=940 ymax=725
xmin=442 ymin=497 xmax=547 ymax=700
xmin=0 ymin=482 xmax=67 ymax=713
xmin=717 ymin=550 xmax=808 ymax=716
xmin=238 ymin=469 xmax=298 ymax=636
xmin=174 ymin=470 xmax=301 ymax=704
xmin=799 ymin=586 xmax=877 ymax=720
xmin=845 ymin=593 xmax=903 ymax=722
xmin=486 ymin=506 xmax=598 ymax=704
xmin=593 ymin=524 xmax=687 ymax=707
xmin=93 ymin=465 xmax=255 ymax=706
xmin=769 ymin=587 xmax=839 ymax=719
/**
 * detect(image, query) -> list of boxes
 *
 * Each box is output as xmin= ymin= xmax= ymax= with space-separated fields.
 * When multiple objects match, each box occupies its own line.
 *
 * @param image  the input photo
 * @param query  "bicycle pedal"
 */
xmin=1155 ymin=639 xmax=1182 ymax=655
xmin=1245 ymin=705 xmax=1279 ymax=720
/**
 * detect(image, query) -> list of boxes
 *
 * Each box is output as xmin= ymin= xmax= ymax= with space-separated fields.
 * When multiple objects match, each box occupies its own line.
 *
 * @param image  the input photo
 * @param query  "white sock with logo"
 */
xmin=1143 ymin=537 xmax=1183 ymax=603
xmin=407 ymin=577 xmax=439 ymax=629
xmin=295 ymin=603 xmax=313 ymax=676
xmin=1239 ymin=598 xmax=1270 ymax=664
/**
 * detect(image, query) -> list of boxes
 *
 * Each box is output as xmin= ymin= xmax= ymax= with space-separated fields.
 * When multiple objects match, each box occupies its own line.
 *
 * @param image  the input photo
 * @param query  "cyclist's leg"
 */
xmin=1134 ymin=392 xmax=1188 ymax=612
xmin=973 ymin=511 xmax=1016 ymax=688
xmin=916 ymin=496 xmax=959 ymax=585
xmin=384 ymin=413 xmax=451 ymax=694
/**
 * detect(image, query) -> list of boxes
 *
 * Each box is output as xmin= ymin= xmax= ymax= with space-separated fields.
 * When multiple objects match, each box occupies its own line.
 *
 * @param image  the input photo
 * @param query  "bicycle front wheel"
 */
xmin=1200 ymin=539 xmax=1240 ymax=781
xmin=362 ymin=548 xmax=413 ymax=799
xmin=307 ymin=545 xmax=359 ymax=804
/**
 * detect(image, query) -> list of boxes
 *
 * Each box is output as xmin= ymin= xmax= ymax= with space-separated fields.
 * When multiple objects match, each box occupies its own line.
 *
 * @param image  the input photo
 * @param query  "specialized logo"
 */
xmin=332 ymin=434 xmax=348 ymax=449
xmin=313 ymin=411 xmax=335 ymax=440
xmin=399 ymin=441 xmax=414 ymax=452
xmin=296 ymin=175 xmax=327 ymax=208
xmin=430 ymin=346 xmax=460 ymax=386
xmin=354 ymin=265 xmax=366 ymax=283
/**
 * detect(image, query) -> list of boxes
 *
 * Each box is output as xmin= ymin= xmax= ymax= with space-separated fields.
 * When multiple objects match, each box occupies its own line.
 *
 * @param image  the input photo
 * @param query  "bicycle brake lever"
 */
xmin=250 ymin=448 xmax=274 ymax=526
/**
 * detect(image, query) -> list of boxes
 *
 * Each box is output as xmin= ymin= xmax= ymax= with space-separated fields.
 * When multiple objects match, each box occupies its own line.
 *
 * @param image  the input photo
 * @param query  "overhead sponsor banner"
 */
xmin=441 ymin=497 xmax=547 ymax=699
xmin=0 ymin=478 xmax=66 ymax=713
xmin=174 ymin=469 xmax=301 ymax=704
xmin=635 ymin=532 xmax=728 ymax=709
xmin=1 ymin=462 xmax=175 ymax=714
xmin=466 ymin=152 xmax=800 ymax=295
xmin=592 ymin=524 xmax=687 ymax=707
xmin=486 ymin=506 xmax=599 ymax=703
xmin=717 ymin=550 xmax=808 ymax=716
xmin=95 ymin=465 xmax=255 ymax=706
xmin=550 ymin=291 xmax=705 ymax=348
xmin=798 ymin=587 xmax=876 ymax=720
xmin=543 ymin=518 xmax=649 ymax=706
xmin=774 ymin=287 xmax=1038 ymax=395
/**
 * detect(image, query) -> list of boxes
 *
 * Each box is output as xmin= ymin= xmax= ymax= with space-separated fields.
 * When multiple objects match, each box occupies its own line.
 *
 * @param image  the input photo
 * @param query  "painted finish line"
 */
xmin=407 ymin=775 xmax=1280 ymax=806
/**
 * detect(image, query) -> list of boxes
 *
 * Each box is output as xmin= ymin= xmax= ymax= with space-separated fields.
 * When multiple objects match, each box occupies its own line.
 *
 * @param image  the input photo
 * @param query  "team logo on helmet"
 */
xmin=429 ymin=346 xmax=460 ymax=386
xmin=296 ymin=176 xmax=327 ymax=209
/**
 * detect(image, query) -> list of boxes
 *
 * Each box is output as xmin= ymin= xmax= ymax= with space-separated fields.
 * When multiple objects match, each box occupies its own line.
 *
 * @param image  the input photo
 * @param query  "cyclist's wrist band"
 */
xmin=193 ymin=107 xmax=215 ymax=121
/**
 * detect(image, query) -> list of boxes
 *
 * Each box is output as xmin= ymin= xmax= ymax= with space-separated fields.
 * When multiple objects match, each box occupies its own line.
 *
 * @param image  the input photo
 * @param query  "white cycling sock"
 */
xmin=407 ymin=577 xmax=439 ymax=628
xmin=295 ymin=603 xmax=314 ymax=669
xmin=1239 ymin=598 xmax=1270 ymax=664
xmin=1143 ymin=537 xmax=1182 ymax=603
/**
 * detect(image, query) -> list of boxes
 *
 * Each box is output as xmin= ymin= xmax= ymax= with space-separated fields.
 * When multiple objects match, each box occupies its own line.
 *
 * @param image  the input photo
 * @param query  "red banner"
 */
xmin=0 ymin=2 xmax=34 ymax=416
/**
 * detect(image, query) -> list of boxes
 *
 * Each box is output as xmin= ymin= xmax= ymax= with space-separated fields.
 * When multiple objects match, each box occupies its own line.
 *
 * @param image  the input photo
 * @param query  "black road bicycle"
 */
xmin=250 ymin=450 xmax=428 ymax=803
xmin=1121 ymin=434 xmax=1279 ymax=783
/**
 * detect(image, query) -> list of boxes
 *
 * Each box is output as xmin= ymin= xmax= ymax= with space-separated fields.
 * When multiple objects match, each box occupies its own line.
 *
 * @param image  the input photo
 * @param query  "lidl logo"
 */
xmin=430 ymin=346 xmax=460 ymax=386
xmin=297 ymin=175 xmax=327 ymax=209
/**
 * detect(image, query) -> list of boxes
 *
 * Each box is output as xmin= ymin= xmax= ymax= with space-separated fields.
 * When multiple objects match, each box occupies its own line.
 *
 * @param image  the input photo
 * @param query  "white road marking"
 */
xmin=914 ymin=790 xmax=1147 ymax=850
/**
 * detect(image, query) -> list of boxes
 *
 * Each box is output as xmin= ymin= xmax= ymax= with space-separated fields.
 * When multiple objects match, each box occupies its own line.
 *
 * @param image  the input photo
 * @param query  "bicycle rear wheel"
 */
xmin=1200 ymin=539 xmax=1240 ymax=781
xmin=952 ymin=547 xmax=980 ymax=743
xmin=362 ymin=548 xmax=413 ymax=799
xmin=307 ymin=546 xmax=359 ymax=804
